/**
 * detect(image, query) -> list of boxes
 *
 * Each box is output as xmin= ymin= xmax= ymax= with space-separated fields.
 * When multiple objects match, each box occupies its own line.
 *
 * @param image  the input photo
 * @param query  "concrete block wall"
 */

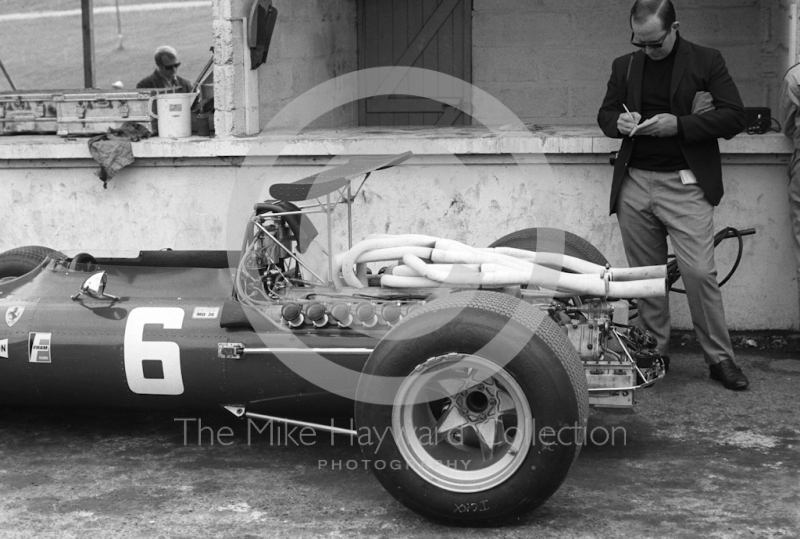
xmin=473 ymin=0 xmax=782 ymax=125
xmin=774 ymin=1 xmax=798 ymax=102
xmin=213 ymin=0 xmax=248 ymax=136
xmin=255 ymin=0 xmax=358 ymax=130
xmin=212 ymin=0 xmax=358 ymax=136
xmin=208 ymin=0 xmax=797 ymax=129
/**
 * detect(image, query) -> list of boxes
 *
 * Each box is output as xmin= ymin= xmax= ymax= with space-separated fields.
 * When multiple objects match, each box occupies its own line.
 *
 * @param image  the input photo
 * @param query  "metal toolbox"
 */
xmin=54 ymin=90 xmax=154 ymax=137
xmin=0 ymin=91 xmax=59 ymax=134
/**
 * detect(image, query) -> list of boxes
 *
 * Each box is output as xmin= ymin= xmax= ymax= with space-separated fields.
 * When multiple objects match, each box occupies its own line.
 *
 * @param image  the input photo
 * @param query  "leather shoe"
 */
xmin=709 ymin=359 xmax=749 ymax=390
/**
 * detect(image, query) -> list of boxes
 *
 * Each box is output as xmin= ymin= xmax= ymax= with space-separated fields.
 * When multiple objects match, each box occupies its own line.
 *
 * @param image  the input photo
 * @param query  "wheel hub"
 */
xmin=391 ymin=353 xmax=533 ymax=493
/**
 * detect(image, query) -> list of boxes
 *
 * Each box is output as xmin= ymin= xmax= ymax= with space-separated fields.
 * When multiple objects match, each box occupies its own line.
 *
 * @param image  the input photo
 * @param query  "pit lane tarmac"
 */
xmin=0 ymin=348 xmax=797 ymax=539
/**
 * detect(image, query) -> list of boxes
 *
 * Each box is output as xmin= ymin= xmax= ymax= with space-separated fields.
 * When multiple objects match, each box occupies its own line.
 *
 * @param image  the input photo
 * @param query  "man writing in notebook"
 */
xmin=597 ymin=0 xmax=748 ymax=389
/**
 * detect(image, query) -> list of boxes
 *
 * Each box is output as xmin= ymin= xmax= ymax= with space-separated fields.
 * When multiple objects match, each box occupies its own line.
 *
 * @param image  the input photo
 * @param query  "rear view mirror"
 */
xmin=71 ymin=271 xmax=120 ymax=302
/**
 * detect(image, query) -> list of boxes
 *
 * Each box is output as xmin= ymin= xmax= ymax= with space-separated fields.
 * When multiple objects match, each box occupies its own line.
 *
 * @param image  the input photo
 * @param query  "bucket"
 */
xmin=148 ymin=92 xmax=198 ymax=138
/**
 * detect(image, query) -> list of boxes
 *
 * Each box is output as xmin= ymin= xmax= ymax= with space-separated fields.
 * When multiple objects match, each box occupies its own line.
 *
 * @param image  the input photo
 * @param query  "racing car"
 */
xmin=0 ymin=151 xmax=675 ymax=526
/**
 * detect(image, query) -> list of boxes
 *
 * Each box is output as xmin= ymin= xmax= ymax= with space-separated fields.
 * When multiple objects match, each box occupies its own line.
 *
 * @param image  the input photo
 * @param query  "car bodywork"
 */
xmin=0 ymin=152 xmax=669 ymax=526
xmin=0 ymin=252 xmax=377 ymax=416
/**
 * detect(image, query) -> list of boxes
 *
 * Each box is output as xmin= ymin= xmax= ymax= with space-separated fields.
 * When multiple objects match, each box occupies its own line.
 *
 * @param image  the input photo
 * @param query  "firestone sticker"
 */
xmin=0 ymin=338 xmax=7 ymax=359
xmin=29 ymin=333 xmax=52 ymax=363
xmin=192 ymin=307 xmax=219 ymax=320
xmin=5 ymin=306 xmax=24 ymax=327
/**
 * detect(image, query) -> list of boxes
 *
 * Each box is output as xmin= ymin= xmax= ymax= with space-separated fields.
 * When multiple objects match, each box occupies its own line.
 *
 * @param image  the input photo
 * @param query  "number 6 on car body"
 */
xmin=124 ymin=307 xmax=185 ymax=395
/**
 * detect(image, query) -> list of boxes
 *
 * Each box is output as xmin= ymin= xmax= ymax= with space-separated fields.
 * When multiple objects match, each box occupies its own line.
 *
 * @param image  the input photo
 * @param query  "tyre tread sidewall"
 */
xmin=356 ymin=291 xmax=588 ymax=526
xmin=0 ymin=246 xmax=60 ymax=280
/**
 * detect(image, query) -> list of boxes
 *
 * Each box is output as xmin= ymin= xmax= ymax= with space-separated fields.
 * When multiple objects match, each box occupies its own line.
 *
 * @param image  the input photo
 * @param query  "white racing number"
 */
xmin=124 ymin=307 xmax=185 ymax=395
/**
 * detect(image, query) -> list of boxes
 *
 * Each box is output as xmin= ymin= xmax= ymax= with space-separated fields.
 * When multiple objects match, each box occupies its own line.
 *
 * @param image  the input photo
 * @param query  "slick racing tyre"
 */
xmin=490 ymin=227 xmax=615 ymax=309
xmin=489 ymin=227 xmax=609 ymax=266
xmin=355 ymin=291 xmax=588 ymax=526
xmin=0 ymin=246 xmax=62 ymax=284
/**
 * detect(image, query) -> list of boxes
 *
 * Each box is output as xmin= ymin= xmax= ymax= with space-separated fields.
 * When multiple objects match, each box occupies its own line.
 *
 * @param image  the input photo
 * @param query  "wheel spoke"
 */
xmin=436 ymin=378 xmax=465 ymax=398
xmin=435 ymin=404 xmax=470 ymax=442
xmin=475 ymin=419 xmax=498 ymax=461
xmin=496 ymin=388 xmax=516 ymax=413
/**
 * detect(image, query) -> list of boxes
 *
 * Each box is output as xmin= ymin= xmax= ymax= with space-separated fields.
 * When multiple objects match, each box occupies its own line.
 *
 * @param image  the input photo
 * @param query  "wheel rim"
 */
xmin=391 ymin=353 xmax=533 ymax=493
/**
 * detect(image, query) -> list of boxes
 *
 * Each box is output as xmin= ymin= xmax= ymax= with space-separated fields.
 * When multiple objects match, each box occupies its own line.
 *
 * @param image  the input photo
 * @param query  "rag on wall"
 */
xmin=88 ymin=122 xmax=151 ymax=188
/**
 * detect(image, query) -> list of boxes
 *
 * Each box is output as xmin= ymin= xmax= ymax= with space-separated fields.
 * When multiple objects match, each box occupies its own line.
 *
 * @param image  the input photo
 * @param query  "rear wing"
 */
xmin=250 ymin=152 xmax=413 ymax=286
xmin=268 ymin=152 xmax=412 ymax=201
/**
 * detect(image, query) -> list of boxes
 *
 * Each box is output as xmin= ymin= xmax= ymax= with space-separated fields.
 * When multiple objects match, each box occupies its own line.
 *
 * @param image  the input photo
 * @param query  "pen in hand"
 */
xmin=623 ymin=104 xmax=639 ymax=136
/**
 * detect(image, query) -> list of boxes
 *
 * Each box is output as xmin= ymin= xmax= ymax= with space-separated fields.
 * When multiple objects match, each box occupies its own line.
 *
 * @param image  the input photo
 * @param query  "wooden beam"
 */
xmin=82 ymin=0 xmax=96 ymax=88
xmin=375 ymin=0 xmax=461 ymax=96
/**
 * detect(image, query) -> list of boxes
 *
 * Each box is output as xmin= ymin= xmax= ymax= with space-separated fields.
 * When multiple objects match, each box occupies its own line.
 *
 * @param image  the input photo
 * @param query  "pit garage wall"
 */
xmin=0 ymin=128 xmax=794 ymax=331
xmin=213 ymin=0 xmax=358 ymax=136
xmin=215 ymin=0 xmax=797 ymax=133
xmin=472 ymin=0 xmax=797 ymax=125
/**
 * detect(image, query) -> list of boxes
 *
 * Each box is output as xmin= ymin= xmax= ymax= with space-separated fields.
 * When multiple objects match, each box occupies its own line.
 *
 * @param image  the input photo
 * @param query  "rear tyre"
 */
xmin=0 ymin=246 xmax=61 ymax=284
xmin=489 ymin=227 xmax=608 ymax=266
xmin=490 ymin=226 xmax=618 ymax=312
xmin=355 ymin=291 xmax=588 ymax=526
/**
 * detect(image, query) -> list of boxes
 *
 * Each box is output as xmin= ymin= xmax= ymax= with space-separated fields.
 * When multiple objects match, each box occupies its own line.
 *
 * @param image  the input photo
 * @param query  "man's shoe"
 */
xmin=709 ymin=359 xmax=749 ymax=390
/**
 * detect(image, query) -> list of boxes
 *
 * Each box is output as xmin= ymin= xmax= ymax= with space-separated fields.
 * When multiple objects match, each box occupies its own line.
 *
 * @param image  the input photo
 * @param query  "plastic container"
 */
xmin=148 ymin=93 xmax=198 ymax=138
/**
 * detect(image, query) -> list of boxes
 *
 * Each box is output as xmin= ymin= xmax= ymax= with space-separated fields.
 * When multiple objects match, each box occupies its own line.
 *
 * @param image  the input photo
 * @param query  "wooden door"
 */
xmin=358 ymin=0 xmax=472 ymax=126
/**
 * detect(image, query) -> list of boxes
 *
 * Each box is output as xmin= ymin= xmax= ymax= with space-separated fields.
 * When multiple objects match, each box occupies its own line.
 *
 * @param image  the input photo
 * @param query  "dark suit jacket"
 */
xmin=136 ymin=70 xmax=192 ymax=93
xmin=597 ymin=35 xmax=746 ymax=215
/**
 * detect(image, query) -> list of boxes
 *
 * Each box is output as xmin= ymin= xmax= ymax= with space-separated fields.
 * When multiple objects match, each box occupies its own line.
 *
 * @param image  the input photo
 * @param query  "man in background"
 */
xmin=136 ymin=45 xmax=192 ymax=92
xmin=780 ymin=63 xmax=800 ymax=324
xmin=597 ymin=0 xmax=748 ymax=390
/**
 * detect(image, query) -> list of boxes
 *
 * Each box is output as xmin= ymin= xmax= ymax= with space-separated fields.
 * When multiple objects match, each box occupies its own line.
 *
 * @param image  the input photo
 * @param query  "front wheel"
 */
xmin=355 ymin=291 xmax=588 ymax=526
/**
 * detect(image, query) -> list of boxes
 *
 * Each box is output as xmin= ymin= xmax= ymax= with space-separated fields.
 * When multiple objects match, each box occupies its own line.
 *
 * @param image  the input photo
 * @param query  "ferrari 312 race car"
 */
xmin=0 ymin=152 xmax=748 ymax=526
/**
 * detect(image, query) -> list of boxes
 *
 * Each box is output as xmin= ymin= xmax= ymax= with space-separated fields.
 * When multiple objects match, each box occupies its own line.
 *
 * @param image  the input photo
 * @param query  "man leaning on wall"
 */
xmin=780 ymin=62 xmax=800 ymax=320
xmin=597 ymin=0 xmax=749 ymax=390
xmin=136 ymin=45 xmax=192 ymax=93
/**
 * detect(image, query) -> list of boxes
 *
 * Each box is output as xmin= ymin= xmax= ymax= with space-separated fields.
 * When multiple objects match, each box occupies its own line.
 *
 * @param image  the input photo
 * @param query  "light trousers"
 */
xmin=789 ymin=150 xmax=800 ymax=311
xmin=616 ymin=167 xmax=735 ymax=366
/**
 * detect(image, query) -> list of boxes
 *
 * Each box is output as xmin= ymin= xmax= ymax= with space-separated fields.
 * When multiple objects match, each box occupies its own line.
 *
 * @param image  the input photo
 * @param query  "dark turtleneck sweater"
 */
xmin=628 ymin=34 xmax=689 ymax=172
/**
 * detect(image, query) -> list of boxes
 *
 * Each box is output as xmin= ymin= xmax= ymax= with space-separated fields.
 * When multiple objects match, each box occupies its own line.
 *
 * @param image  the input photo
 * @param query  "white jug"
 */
xmin=148 ymin=92 xmax=199 ymax=138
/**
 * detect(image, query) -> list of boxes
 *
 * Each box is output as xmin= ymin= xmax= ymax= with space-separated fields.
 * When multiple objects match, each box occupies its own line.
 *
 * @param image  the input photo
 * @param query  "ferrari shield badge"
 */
xmin=5 ymin=306 xmax=24 ymax=327
xmin=28 ymin=332 xmax=51 ymax=363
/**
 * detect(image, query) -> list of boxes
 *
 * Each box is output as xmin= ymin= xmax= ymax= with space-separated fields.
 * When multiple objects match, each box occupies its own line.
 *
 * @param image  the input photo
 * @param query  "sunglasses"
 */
xmin=162 ymin=62 xmax=181 ymax=70
xmin=630 ymin=26 xmax=672 ymax=48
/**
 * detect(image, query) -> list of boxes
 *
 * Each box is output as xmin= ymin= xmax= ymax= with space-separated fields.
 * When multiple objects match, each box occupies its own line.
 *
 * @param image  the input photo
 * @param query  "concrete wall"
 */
xmin=212 ymin=0 xmax=358 ymax=136
xmin=773 ymin=0 xmax=800 ymax=91
xmin=207 ymin=0 xmax=800 ymax=130
xmin=257 ymin=0 xmax=358 ymax=130
xmin=0 ymin=128 xmax=795 ymax=331
xmin=472 ymin=0 xmax=784 ymax=125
